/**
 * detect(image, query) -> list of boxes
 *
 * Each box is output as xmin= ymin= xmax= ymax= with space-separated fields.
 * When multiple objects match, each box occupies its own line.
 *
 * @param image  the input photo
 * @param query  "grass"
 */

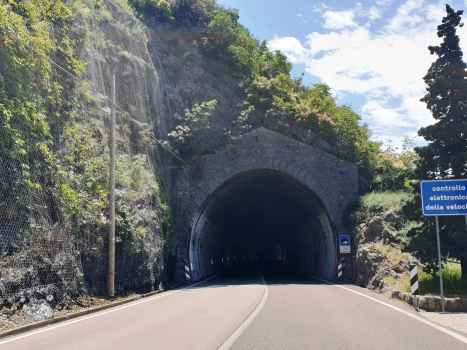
xmin=419 ymin=261 xmax=467 ymax=298
xmin=373 ymin=243 xmax=408 ymax=264
xmin=352 ymin=190 xmax=414 ymax=223
xmin=360 ymin=191 xmax=414 ymax=213
xmin=397 ymin=274 xmax=411 ymax=293
xmin=396 ymin=262 xmax=467 ymax=298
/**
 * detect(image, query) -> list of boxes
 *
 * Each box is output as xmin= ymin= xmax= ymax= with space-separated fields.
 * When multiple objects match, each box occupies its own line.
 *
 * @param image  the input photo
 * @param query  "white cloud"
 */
xmin=297 ymin=14 xmax=302 ymax=17
xmin=267 ymin=1 xmax=467 ymax=143
xmin=322 ymin=11 xmax=358 ymax=29
xmin=386 ymin=0 xmax=424 ymax=33
xmin=368 ymin=6 xmax=382 ymax=20
xmin=268 ymin=36 xmax=312 ymax=64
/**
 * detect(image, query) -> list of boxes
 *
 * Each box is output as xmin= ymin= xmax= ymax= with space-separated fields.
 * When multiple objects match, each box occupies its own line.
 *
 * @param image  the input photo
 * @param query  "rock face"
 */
xmin=22 ymin=300 xmax=54 ymax=321
xmin=354 ymin=210 xmax=418 ymax=294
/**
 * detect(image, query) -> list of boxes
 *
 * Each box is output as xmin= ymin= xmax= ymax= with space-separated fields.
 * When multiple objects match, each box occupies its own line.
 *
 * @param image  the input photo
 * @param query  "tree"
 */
xmin=404 ymin=5 xmax=467 ymax=277
xmin=417 ymin=4 xmax=467 ymax=179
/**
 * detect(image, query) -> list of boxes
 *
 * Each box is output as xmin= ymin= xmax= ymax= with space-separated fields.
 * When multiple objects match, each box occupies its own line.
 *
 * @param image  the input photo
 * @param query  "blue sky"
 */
xmin=218 ymin=0 xmax=467 ymax=149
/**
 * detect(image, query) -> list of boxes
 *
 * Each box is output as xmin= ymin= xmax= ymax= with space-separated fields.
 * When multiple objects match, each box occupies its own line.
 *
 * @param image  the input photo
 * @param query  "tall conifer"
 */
xmin=418 ymin=4 xmax=467 ymax=178
xmin=404 ymin=5 xmax=467 ymax=278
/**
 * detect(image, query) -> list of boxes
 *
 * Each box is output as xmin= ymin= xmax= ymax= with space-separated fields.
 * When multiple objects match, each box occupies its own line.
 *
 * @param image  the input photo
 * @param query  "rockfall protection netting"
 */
xmin=0 ymin=0 xmax=172 ymax=306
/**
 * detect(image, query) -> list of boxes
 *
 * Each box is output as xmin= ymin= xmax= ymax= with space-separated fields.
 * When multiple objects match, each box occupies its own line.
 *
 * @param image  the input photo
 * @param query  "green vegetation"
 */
xmin=395 ymin=264 xmax=467 ymax=298
xmin=403 ymin=5 xmax=467 ymax=279
xmin=357 ymin=191 xmax=414 ymax=216
xmin=350 ymin=191 xmax=416 ymax=226
xmin=0 ymin=0 xmax=165 ymax=254
xmin=418 ymin=261 xmax=467 ymax=298
xmin=0 ymin=0 xmax=86 ymax=229
xmin=373 ymin=244 xmax=408 ymax=265
xmin=154 ymin=1 xmax=408 ymax=185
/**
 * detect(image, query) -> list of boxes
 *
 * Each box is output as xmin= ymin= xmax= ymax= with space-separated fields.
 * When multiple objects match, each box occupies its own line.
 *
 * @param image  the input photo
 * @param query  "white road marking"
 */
xmin=0 ymin=272 xmax=224 ymax=346
xmin=300 ymin=272 xmax=467 ymax=345
xmin=218 ymin=270 xmax=268 ymax=350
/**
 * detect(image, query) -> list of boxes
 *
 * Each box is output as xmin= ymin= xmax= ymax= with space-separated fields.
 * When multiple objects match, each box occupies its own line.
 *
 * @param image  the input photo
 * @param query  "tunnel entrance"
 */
xmin=173 ymin=127 xmax=359 ymax=282
xmin=189 ymin=169 xmax=336 ymax=281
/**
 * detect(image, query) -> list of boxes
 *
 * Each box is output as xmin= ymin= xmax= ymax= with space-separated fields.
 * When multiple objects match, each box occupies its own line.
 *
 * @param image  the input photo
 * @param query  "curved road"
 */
xmin=1 ymin=264 xmax=466 ymax=349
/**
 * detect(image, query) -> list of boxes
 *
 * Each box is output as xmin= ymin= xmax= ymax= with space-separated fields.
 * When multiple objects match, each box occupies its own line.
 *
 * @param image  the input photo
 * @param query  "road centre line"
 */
xmin=218 ymin=270 xmax=269 ymax=350
xmin=0 ymin=271 xmax=224 ymax=346
xmin=299 ymin=272 xmax=467 ymax=345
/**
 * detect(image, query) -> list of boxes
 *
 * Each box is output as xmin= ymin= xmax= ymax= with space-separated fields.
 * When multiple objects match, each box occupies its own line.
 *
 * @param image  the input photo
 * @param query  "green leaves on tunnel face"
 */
xmin=165 ymin=100 xmax=217 ymax=158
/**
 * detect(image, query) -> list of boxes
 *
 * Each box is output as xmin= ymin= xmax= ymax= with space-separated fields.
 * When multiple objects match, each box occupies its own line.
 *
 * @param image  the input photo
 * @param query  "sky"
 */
xmin=218 ymin=0 xmax=467 ymax=149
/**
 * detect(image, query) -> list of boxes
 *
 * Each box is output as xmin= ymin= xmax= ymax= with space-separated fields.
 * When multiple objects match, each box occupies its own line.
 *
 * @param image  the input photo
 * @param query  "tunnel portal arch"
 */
xmin=172 ymin=127 xmax=359 ymax=281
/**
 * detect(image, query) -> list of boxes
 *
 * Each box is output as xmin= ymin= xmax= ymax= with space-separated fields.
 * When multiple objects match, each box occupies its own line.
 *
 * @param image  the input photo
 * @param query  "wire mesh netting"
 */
xmin=0 ymin=0 xmax=171 ymax=306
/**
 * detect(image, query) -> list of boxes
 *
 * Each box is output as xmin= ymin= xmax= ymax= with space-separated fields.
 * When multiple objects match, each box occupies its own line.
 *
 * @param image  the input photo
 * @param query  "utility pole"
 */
xmin=108 ymin=74 xmax=116 ymax=297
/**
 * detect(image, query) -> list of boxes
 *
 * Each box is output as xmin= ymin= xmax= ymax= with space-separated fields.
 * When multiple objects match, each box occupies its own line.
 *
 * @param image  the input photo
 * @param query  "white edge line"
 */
xmin=299 ymin=272 xmax=467 ymax=345
xmin=218 ymin=270 xmax=269 ymax=350
xmin=0 ymin=271 xmax=224 ymax=346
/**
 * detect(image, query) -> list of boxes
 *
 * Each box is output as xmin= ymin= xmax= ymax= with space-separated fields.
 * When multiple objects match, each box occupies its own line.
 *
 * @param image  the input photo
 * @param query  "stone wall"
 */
xmin=391 ymin=291 xmax=467 ymax=312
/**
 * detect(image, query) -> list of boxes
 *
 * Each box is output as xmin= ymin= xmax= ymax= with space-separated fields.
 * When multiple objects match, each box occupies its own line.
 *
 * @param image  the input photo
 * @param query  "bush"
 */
xmin=418 ymin=261 xmax=467 ymax=298
xmin=352 ymin=191 xmax=414 ymax=223
xmin=130 ymin=0 xmax=174 ymax=22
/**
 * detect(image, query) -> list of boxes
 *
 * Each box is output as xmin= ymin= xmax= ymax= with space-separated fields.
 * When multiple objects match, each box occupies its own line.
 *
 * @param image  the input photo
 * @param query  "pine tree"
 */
xmin=418 ymin=4 xmax=467 ymax=179
xmin=404 ymin=5 xmax=467 ymax=278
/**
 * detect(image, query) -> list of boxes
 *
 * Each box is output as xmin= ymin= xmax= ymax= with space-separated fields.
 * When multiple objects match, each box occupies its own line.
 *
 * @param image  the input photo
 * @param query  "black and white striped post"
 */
xmin=184 ymin=264 xmax=190 ymax=283
xmin=410 ymin=264 xmax=419 ymax=311
xmin=338 ymin=258 xmax=345 ymax=279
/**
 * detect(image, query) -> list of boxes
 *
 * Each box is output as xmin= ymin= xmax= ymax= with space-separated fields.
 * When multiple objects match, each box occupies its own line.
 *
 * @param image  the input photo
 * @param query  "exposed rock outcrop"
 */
xmin=354 ymin=210 xmax=420 ymax=295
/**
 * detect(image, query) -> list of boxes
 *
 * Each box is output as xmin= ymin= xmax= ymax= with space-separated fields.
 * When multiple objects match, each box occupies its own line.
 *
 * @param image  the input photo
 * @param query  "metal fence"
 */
xmin=0 ymin=0 xmax=170 ymax=305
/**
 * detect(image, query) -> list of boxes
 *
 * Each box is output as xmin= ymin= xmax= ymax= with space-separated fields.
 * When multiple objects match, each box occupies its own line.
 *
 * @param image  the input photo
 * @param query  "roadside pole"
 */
xmin=435 ymin=216 xmax=445 ymax=312
xmin=410 ymin=264 xmax=419 ymax=311
xmin=108 ymin=74 xmax=116 ymax=297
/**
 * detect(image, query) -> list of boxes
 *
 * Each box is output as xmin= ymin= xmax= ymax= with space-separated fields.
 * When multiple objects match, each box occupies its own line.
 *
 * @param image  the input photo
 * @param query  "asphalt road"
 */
xmin=1 ymin=263 xmax=466 ymax=350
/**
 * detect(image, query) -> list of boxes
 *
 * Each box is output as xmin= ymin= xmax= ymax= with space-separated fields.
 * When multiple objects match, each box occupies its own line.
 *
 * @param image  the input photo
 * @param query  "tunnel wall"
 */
xmin=172 ymin=127 xmax=359 ymax=282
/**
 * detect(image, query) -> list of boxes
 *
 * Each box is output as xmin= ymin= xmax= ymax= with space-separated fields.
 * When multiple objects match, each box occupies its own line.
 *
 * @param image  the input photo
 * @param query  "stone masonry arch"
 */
xmin=171 ymin=127 xmax=359 ymax=282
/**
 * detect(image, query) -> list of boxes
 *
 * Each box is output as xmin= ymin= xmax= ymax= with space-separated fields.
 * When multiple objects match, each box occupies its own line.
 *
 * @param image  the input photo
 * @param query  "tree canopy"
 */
xmin=404 ymin=4 xmax=467 ymax=277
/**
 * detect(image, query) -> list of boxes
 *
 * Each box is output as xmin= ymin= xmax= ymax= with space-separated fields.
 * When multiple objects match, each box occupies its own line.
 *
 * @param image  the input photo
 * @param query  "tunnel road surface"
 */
xmin=1 ymin=264 xmax=467 ymax=350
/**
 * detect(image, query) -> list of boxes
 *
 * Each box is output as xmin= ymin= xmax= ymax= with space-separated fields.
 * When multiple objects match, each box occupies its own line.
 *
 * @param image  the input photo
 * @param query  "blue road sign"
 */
xmin=339 ymin=235 xmax=350 ymax=246
xmin=339 ymin=235 xmax=350 ymax=253
xmin=421 ymin=179 xmax=467 ymax=216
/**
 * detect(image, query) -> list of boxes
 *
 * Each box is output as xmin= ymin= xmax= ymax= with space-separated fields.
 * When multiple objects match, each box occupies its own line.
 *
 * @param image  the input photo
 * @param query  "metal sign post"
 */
xmin=435 ymin=216 xmax=445 ymax=312
xmin=420 ymin=179 xmax=467 ymax=313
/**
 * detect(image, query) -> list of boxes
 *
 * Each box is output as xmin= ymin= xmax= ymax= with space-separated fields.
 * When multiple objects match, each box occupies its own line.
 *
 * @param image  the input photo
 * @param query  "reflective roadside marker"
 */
xmin=211 ymin=260 xmax=213 ymax=264
xmin=410 ymin=265 xmax=419 ymax=295
xmin=410 ymin=264 xmax=419 ymax=311
xmin=338 ymin=258 xmax=345 ymax=279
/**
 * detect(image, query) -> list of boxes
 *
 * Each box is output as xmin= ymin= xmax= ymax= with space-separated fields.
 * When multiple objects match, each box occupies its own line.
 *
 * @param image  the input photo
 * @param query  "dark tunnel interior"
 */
xmin=189 ymin=169 xmax=337 ymax=281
